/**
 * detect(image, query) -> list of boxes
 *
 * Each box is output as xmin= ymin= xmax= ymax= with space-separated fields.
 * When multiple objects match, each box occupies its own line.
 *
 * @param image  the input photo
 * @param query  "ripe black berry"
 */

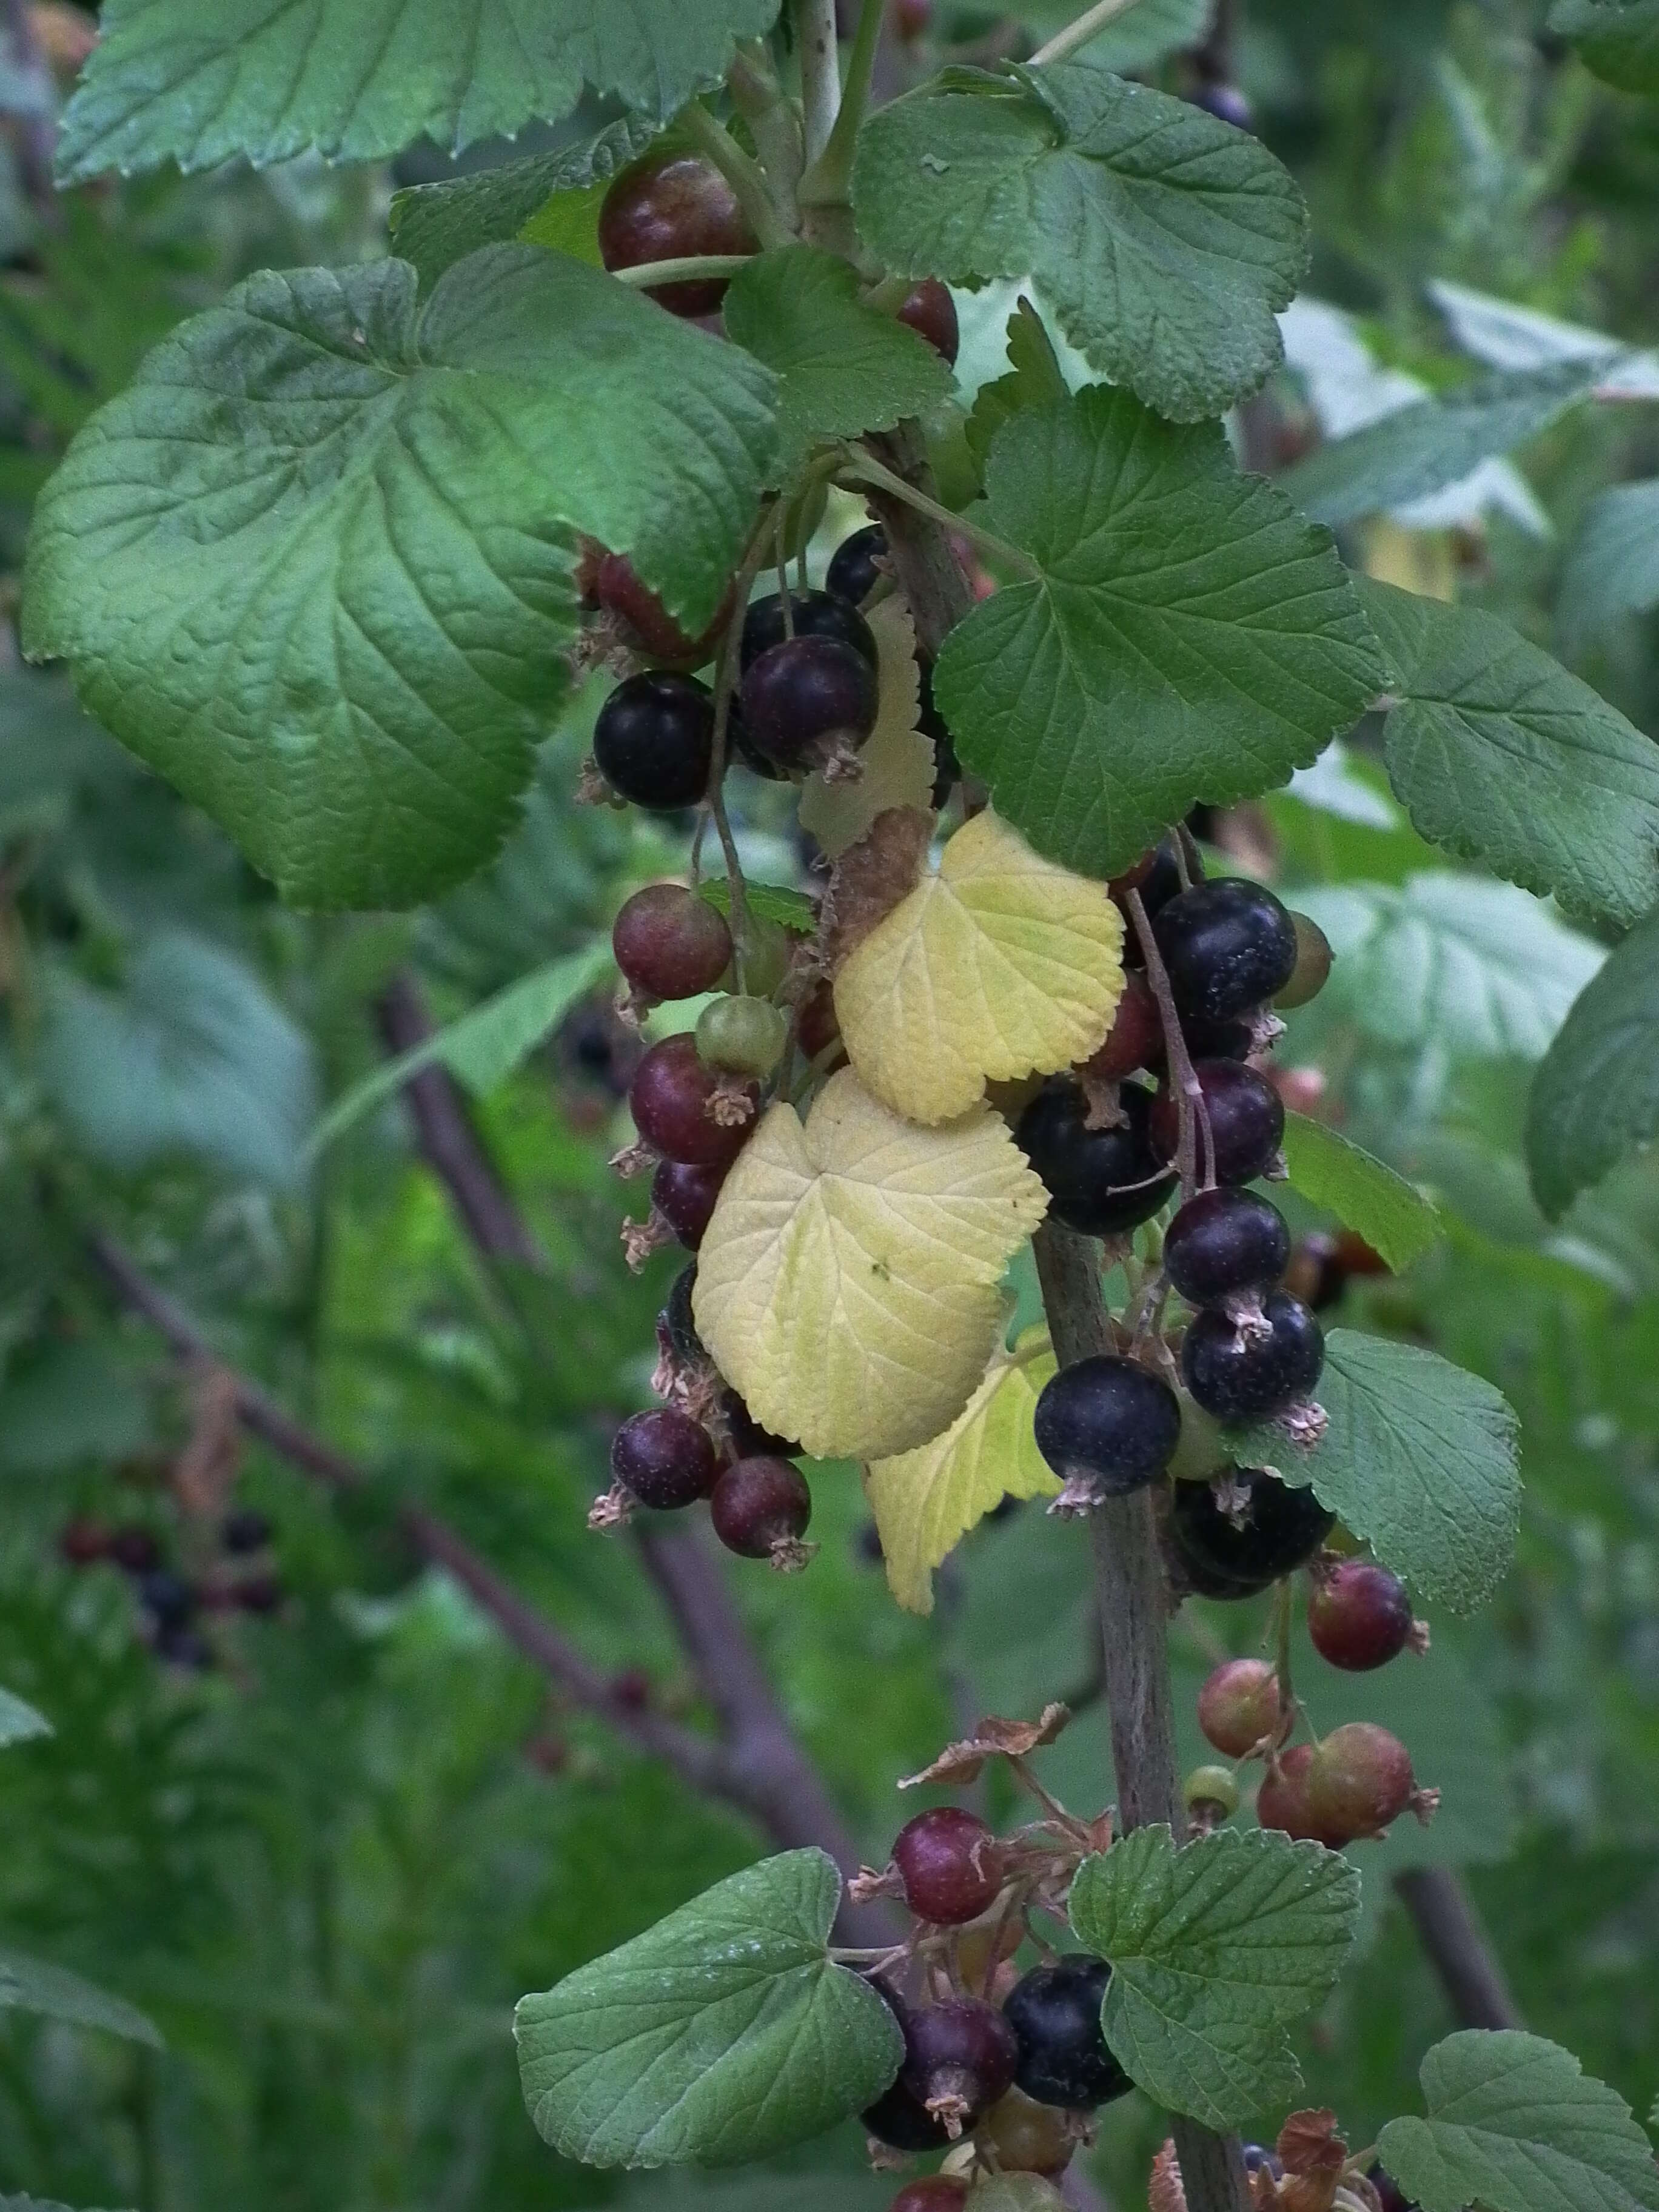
xmin=612 ymin=883 xmax=732 ymax=1002
xmin=628 ymin=1034 xmax=756 ymax=1167
xmin=709 ymin=1455 xmax=812 ymax=1567
xmin=597 ymin=153 xmax=757 ymax=315
xmin=1164 ymin=1189 xmax=1291 ymax=1305
xmin=1015 ymin=1080 xmax=1176 ymax=1238
xmin=826 ymin=524 xmax=888 ymax=607
xmin=1150 ymin=1060 xmax=1285 ymax=1185
xmin=1167 ymin=1469 xmax=1335 ymax=1598
xmin=611 ymin=1408 xmax=720 ymax=1510
xmin=1151 ymin=879 xmax=1298 ymax=1026
xmin=1181 ymin=1290 xmax=1324 ymax=1420
xmin=1033 ymin=1356 xmax=1181 ymax=1494
xmin=900 ymin=1997 xmax=1019 ymax=2137
xmin=592 ymin=671 xmax=714 ymax=811
xmin=739 ymin=588 xmax=879 ymax=674
xmin=739 ymin=635 xmax=879 ymax=774
xmin=221 ymin=1507 xmax=272 ymax=1555
xmin=891 ymin=1806 xmax=1004 ymax=1924
xmin=1242 ymin=2145 xmax=1284 ymax=2180
xmin=1003 ymin=1957 xmax=1129 ymax=2111
xmin=1308 ymin=1560 xmax=1418 ymax=1672
xmin=651 ymin=1158 xmax=726 ymax=1250
xmin=863 ymin=2069 xmax=951 ymax=2153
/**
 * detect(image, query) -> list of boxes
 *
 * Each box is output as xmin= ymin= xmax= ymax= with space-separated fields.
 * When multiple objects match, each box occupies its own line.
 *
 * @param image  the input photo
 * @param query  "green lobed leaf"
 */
xmin=55 ymin=0 xmax=779 ymax=179
xmin=1068 ymin=1825 xmax=1359 ymax=2131
xmin=388 ymin=115 xmax=662 ymax=290
xmin=514 ymin=1848 xmax=903 ymax=2167
xmin=1279 ymin=1113 xmax=1443 ymax=1272
xmin=1377 ymin=2031 xmax=1659 ymax=2212
xmin=1363 ymin=578 xmax=1659 ymax=931
xmin=1556 ymin=478 xmax=1659 ymax=649
xmin=695 ymin=879 xmax=819 ymax=934
xmin=851 ymin=62 xmax=1309 ymax=423
xmin=22 ymin=249 xmax=777 ymax=910
xmin=1237 ymin=1328 xmax=1521 ymax=1612
xmin=0 ymin=1687 xmax=52 ymax=1747
xmin=965 ymin=298 xmax=1070 ymax=475
xmin=0 ymin=1948 xmax=163 ymax=2047
xmin=1525 ymin=907 xmax=1659 ymax=1218
xmin=1548 ymin=0 xmax=1659 ymax=95
xmin=722 ymin=246 xmax=953 ymax=475
xmin=931 ymin=387 xmax=1386 ymax=879
xmin=1280 ymin=361 xmax=1609 ymax=526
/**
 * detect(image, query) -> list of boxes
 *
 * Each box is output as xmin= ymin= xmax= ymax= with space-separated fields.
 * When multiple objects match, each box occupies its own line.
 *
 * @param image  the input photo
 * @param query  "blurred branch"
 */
xmin=1 ymin=0 xmax=60 ymax=222
xmin=1393 ymin=1866 xmax=1524 ymax=2030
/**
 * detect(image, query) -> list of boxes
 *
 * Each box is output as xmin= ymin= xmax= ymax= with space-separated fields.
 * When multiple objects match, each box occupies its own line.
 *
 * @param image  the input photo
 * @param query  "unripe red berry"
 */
xmin=628 ymin=1035 xmax=756 ymax=1167
xmin=891 ymin=1806 xmax=1004 ymax=1924
xmin=613 ymin=883 xmax=732 ymax=1003
xmin=1255 ymin=1743 xmax=1330 ymax=1843
xmin=1078 ymin=971 xmax=1164 ymax=1084
xmin=890 ymin=2181 xmax=968 ymax=2212
xmin=1307 ymin=1559 xmax=1421 ymax=1672
xmin=1197 ymin=1657 xmax=1287 ymax=1758
xmin=897 ymin=278 xmax=959 ymax=364
xmin=1304 ymin=1722 xmax=1435 ymax=1843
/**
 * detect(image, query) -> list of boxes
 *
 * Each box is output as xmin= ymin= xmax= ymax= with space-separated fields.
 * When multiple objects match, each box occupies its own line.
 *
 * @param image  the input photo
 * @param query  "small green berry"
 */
xmin=1184 ymin=1763 xmax=1241 ymax=1820
xmin=696 ymin=993 xmax=789 ymax=1078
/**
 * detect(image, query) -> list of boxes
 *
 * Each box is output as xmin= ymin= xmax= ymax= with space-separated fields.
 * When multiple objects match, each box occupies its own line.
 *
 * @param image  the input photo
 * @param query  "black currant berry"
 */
xmin=611 ymin=1407 xmax=720 ymax=1510
xmin=1164 ymin=1189 xmax=1290 ymax=1305
xmin=1150 ymin=1061 xmax=1285 ymax=1186
xmin=1307 ymin=1559 xmax=1418 ymax=1672
xmin=863 ymin=2069 xmax=951 ymax=2153
xmin=1242 ymin=2145 xmax=1284 ymax=2180
xmin=695 ymin=992 xmax=788 ymax=1078
xmin=891 ymin=1806 xmax=1004 ymax=1924
xmin=628 ymin=1034 xmax=756 ymax=1167
xmin=651 ymin=1158 xmax=726 ymax=1250
xmin=1116 ymin=839 xmax=1194 ymax=940
xmin=1003 ymin=1957 xmax=1130 ymax=2111
xmin=1033 ymin=1356 xmax=1181 ymax=1494
xmin=592 ymin=671 xmax=714 ymax=811
xmin=1181 ymin=1290 xmax=1324 ymax=1421
xmin=719 ymin=1387 xmax=799 ymax=1460
xmin=664 ymin=1262 xmax=705 ymax=1364
xmin=1015 ymin=1080 xmax=1176 ymax=1238
xmin=1370 ymin=2167 xmax=1421 ymax=2212
xmin=612 ymin=883 xmax=732 ymax=1003
xmin=739 ymin=635 xmax=879 ymax=773
xmin=221 ymin=1507 xmax=272 ymax=1555
xmin=597 ymin=153 xmax=758 ymax=315
xmin=739 ymin=588 xmax=879 ymax=674
xmin=1167 ymin=1468 xmax=1335 ymax=1598
xmin=1192 ymin=81 xmax=1252 ymax=129
xmin=1303 ymin=1722 xmax=1426 ymax=1843
xmin=709 ymin=1455 xmax=812 ymax=1567
xmin=1151 ymin=879 xmax=1298 ymax=1026
xmin=1177 ymin=1011 xmax=1255 ymax=1061
xmin=900 ymin=1997 xmax=1019 ymax=2136
xmin=826 ymin=524 xmax=888 ymax=607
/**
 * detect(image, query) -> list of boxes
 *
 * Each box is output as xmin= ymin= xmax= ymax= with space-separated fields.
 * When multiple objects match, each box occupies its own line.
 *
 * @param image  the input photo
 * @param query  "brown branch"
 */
xmin=1394 ymin=1866 xmax=1523 ymax=2031
xmin=1 ymin=0 xmax=60 ymax=223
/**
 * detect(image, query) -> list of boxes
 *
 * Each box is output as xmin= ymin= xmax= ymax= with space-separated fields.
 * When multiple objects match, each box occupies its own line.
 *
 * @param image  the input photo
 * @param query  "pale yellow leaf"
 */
xmin=692 ymin=1068 xmax=1048 ymax=1460
xmin=834 ymin=809 xmax=1126 ymax=1124
xmin=864 ymin=1327 xmax=1059 ymax=1615
xmin=798 ymin=596 xmax=935 ymax=858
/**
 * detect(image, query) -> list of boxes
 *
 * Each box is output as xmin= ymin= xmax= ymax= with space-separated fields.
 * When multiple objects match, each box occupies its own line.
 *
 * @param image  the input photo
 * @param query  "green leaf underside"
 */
xmin=1068 ymin=1826 xmax=1359 ymax=2131
xmin=0 ymin=1688 xmax=52 ymax=1747
xmin=22 ymin=249 xmax=777 ymax=910
xmin=0 ymin=1949 xmax=163 ymax=2046
xmin=388 ymin=115 xmax=662 ymax=290
xmin=723 ymin=246 xmax=953 ymax=474
xmin=1556 ymin=477 xmax=1659 ymax=647
xmin=1279 ymin=1113 xmax=1443 ymax=1272
xmin=1548 ymin=0 xmax=1659 ymax=94
xmin=695 ymin=879 xmax=819 ymax=933
xmin=851 ymin=63 xmax=1309 ymax=422
xmin=1364 ymin=580 xmax=1659 ymax=930
xmin=55 ymin=0 xmax=780 ymax=179
xmin=1280 ymin=360 xmax=1609 ymax=525
xmin=966 ymin=298 xmax=1070 ymax=475
xmin=1238 ymin=1328 xmax=1521 ymax=1612
xmin=514 ymin=1849 xmax=902 ymax=2168
xmin=931 ymin=387 xmax=1386 ymax=879
xmin=1525 ymin=906 xmax=1659 ymax=1217
xmin=1378 ymin=2031 xmax=1659 ymax=2212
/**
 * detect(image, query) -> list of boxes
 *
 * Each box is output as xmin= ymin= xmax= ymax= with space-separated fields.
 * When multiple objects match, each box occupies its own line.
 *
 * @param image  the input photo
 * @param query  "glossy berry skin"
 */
xmin=1003 ymin=1957 xmax=1129 ymax=2111
xmin=1255 ymin=1743 xmax=1326 ymax=1843
xmin=594 ymin=552 xmax=732 ymax=664
xmin=709 ymin=1455 xmax=811 ymax=1560
xmin=597 ymin=153 xmax=757 ymax=315
xmin=1151 ymin=879 xmax=1299 ymax=1026
xmin=1033 ymin=1356 xmax=1181 ymax=1493
xmin=613 ymin=883 xmax=732 ymax=1002
xmin=1079 ymin=971 xmax=1163 ymax=1084
xmin=1150 ymin=1060 xmax=1285 ymax=1186
xmin=1308 ymin=1559 xmax=1416 ymax=1671
xmin=1164 ymin=1189 xmax=1291 ymax=1305
xmin=629 ymin=1035 xmax=755 ymax=1167
xmin=695 ymin=993 xmax=788 ymax=1078
xmin=1181 ymin=1290 xmax=1324 ymax=1421
xmin=891 ymin=1806 xmax=1004 ymax=1925
xmin=900 ymin=1997 xmax=1019 ymax=2131
xmin=1304 ymin=1723 xmax=1420 ymax=1842
xmin=1197 ymin=1656 xmax=1285 ymax=1757
xmin=740 ymin=587 xmax=879 ymax=673
xmin=897 ymin=278 xmax=960 ymax=365
xmin=1168 ymin=1469 xmax=1335 ymax=1599
xmin=826 ymin=523 xmax=888 ymax=607
xmin=1015 ymin=1080 xmax=1177 ymax=1238
xmin=739 ymin=635 xmax=879 ymax=772
xmin=889 ymin=2182 xmax=968 ymax=2212
xmin=221 ymin=1507 xmax=272 ymax=1555
xmin=1275 ymin=912 xmax=1333 ymax=1009
xmin=611 ymin=1408 xmax=720 ymax=1510
xmin=651 ymin=1158 xmax=726 ymax=1250
xmin=593 ymin=671 xmax=713 ymax=811
xmin=976 ymin=2087 xmax=1077 ymax=2177
xmin=110 ymin=1525 xmax=161 ymax=1575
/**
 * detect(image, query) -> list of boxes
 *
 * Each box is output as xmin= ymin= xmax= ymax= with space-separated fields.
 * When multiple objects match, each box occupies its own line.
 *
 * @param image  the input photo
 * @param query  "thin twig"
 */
xmin=1030 ymin=0 xmax=1150 ymax=69
xmin=611 ymin=253 xmax=756 ymax=289
xmin=1125 ymin=886 xmax=1212 ymax=1196
xmin=1393 ymin=1867 xmax=1523 ymax=2030
xmin=839 ymin=449 xmax=1042 ymax=581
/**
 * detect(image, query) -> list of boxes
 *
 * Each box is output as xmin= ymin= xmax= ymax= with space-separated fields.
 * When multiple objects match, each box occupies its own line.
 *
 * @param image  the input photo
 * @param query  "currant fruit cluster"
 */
xmin=57 ymin=1504 xmax=284 ymax=1669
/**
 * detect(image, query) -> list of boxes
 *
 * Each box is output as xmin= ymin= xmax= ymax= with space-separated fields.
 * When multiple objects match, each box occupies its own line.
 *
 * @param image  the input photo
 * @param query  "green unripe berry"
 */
xmin=1184 ymin=1763 xmax=1241 ymax=1819
xmin=1274 ymin=913 xmax=1333 ymax=1010
xmin=697 ymin=993 xmax=789 ymax=1078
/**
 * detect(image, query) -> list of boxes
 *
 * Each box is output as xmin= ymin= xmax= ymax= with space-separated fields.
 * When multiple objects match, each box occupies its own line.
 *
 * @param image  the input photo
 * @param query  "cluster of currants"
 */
xmin=58 ymin=1507 xmax=282 ymax=1669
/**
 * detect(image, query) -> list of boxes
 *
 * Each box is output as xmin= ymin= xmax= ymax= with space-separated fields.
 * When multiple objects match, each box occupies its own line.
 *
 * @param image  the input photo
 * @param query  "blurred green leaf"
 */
xmin=1526 ymin=908 xmax=1659 ymax=1218
xmin=1281 ymin=1113 xmax=1444 ymax=1270
xmin=0 ymin=1689 xmax=50 ymax=1748
xmin=1549 ymin=0 xmax=1659 ymax=95
xmin=0 ymin=1948 xmax=162 ymax=2046
xmin=1557 ymin=478 xmax=1659 ymax=649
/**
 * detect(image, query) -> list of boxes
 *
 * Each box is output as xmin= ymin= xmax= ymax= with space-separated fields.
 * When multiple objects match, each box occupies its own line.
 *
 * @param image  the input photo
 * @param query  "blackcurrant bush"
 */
xmin=975 ymin=2087 xmax=1078 ymax=2177
xmin=1164 ymin=1189 xmax=1291 ymax=1305
xmin=1304 ymin=1722 xmax=1428 ymax=1843
xmin=1078 ymin=972 xmax=1163 ymax=1085
xmin=709 ymin=1455 xmax=812 ymax=1567
xmin=739 ymin=635 xmax=879 ymax=773
xmin=1151 ymin=879 xmax=1298 ymax=1025
xmin=109 ymin=1525 xmax=161 ymax=1575
xmin=891 ymin=1805 xmax=1004 ymax=1924
xmin=889 ymin=2181 xmax=968 ymax=2212
xmin=592 ymin=671 xmax=714 ymax=811
xmin=1307 ymin=1559 xmax=1418 ymax=1672
xmin=900 ymin=1996 xmax=1019 ymax=2136
xmin=628 ymin=1035 xmax=756 ymax=1167
xmin=1168 ymin=1468 xmax=1335 ymax=1598
xmin=1033 ymin=1355 xmax=1181 ymax=1494
xmin=610 ymin=1407 xmax=720 ymax=1510
xmin=651 ymin=1158 xmax=726 ymax=1250
xmin=1003 ymin=1957 xmax=1129 ymax=2110
xmin=1196 ymin=1656 xmax=1286 ymax=1757
xmin=594 ymin=551 xmax=732 ymax=665
xmin=1181 ymin=1290 xmax=1324 ymax=1421
xmin=739 ymin=587 xmax=879 ymax=673
xmin=695 ymin=992 xmax=788 ymax=1077
xmin=1275 ymin=912 xmax=1333 ymax=1009
xmin=613 ymin=883 xmax=732 ymax=1003
xmin=139 ymin=1568 xmax=198 ymax=1629
xmin=826 ymin=523 xmax=888 ymax=607
xmin=664 ymin=1262 xmax=705 ymax=1365
xmin=597 ymin=153 xmax=758 ymax=315
xmin=1150 ymin=1060 xmax=1285 ymax=1185
xmin=1014 ymin=1080 xmax=1176 ymax=1237
xmin=221 ymin=1507 xmax=272 ymax=1555
xmin=897 ymin=278 xmax=960 ymax=365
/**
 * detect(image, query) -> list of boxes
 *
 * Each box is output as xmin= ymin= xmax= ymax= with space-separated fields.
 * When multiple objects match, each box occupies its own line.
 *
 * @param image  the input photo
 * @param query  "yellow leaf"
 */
xmin=834 ymin=809 xmax=1125 ymax=1124
xmin=799 ymin=595 xmax=936 ymax=859
xmin=865 ymin=1328 xmax=1060 ymax=1615
xmin=692 ymin=1068 xmax=1048 ymax=1460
